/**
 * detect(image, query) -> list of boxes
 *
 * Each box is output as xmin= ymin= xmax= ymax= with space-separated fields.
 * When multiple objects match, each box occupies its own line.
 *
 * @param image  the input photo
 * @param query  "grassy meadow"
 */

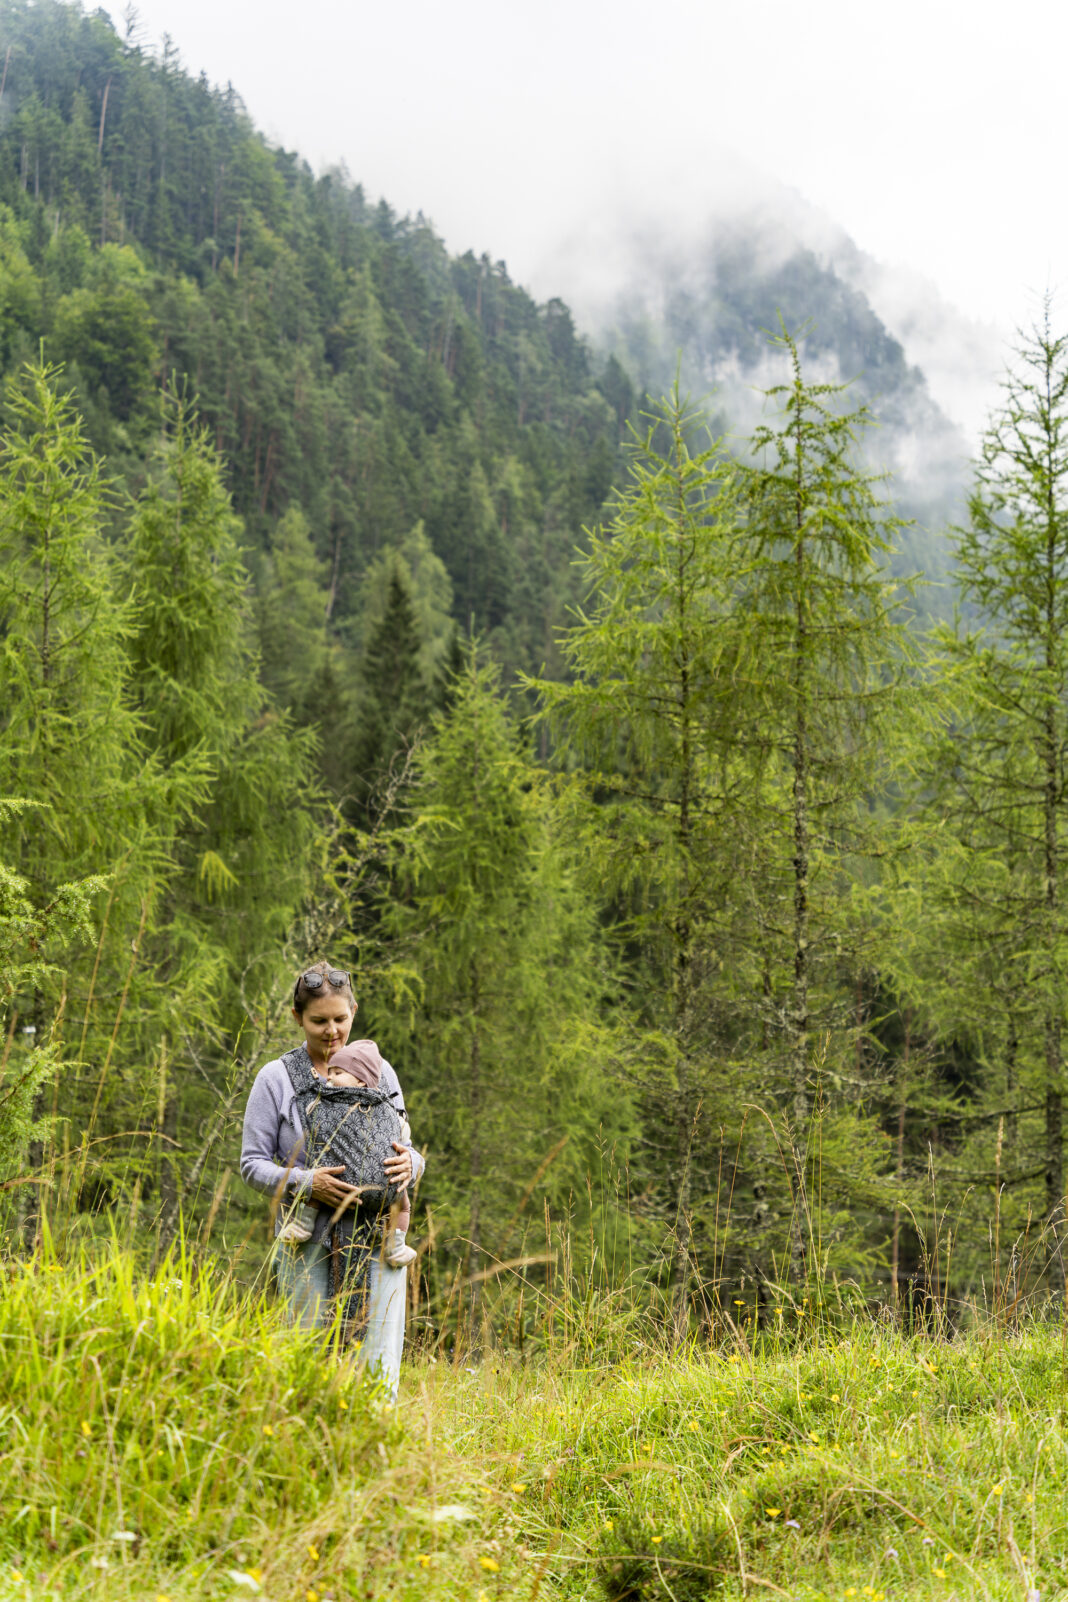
xmin=0 ymin=1242 xmax=1065 ymax=1602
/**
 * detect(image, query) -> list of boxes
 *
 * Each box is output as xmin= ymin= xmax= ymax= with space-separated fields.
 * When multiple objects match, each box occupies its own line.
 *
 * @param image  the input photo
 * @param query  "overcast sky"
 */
xmin=105 ymin=0 xmax=1059 ymax=339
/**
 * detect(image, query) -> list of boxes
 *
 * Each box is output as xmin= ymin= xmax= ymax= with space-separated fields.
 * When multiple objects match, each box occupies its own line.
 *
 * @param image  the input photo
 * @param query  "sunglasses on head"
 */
xmin=299 ymin=968 xmax=350 ymax=993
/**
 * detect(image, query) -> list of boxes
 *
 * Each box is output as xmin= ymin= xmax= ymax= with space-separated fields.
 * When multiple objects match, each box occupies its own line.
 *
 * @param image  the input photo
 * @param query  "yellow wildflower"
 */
xmin=307 ymin=1544 xmax=319 ymax=1561
xmin=246 ymin=1569 xmax=263 ymax=1584
xmin=831 ymin=1393 xmax=840 ymax=1402
xmin=933 ymin=1568 xmax=946 ymax=1579
xmin=687 ymin=1420 xmax=699 ymax=1432
xmin=81 ymin=1421 xmax=92 ymax=1438
xmin=262 ymin=1425 xmax=274 ymax=1437
xmin=808 ymin=1431 xmax=819 ymax=1443
xmin=416 ymin=1555 xmax=430 ymax=1568
xmin=479 ymin=1556 xmax=500 ymax=1573
xmin=992 ymin=1483 xmax=1004 ymax=1495
xmin=306 ymin=1592 xmax=319 ymax=1602
xmin=651 ymin=1535 xmax=662 ymax=1544
xmin=511 ymin=1482 xmax=527 ymax=1494
xmin=603 ymin=1520 xmax=614 ymax=1532
xmin=765 ymin=1508 xmax=781 ymax=1518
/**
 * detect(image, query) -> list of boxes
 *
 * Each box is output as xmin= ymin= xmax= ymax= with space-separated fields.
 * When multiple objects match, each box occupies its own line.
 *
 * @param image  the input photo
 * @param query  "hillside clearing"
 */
xmin=0 ymin=1249 xmax=1063 ymax=1601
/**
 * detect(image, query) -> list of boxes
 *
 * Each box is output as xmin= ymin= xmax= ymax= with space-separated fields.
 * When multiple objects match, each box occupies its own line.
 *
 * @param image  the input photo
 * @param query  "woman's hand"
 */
xmin=383 ymin=1142 xmax=413 ymax=1190
xmin=310 ymin=1165 xmax=360 ymax=1213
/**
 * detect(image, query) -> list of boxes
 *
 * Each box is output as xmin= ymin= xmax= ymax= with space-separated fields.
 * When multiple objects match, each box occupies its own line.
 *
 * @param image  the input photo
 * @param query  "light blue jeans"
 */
xmin=272 ymin=1237 xmax=408 ymax=1399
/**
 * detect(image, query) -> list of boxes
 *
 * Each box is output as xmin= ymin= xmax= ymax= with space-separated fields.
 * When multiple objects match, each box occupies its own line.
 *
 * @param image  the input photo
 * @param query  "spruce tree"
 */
xmin=348 ymin=566 xmax=428 ymax=820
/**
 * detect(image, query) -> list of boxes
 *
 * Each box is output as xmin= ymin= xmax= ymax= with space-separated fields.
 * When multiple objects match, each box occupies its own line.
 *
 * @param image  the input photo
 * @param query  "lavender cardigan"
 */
xmin=240 ymin=1050 xmax=425 ymax=1223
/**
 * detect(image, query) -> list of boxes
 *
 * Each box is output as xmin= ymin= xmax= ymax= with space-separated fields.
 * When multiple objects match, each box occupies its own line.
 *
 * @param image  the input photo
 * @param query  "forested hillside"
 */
xmin=0 ymin=0 xmax=631 ymax=694
xmin=3 ymin=0 xmax=1068 ymax=1342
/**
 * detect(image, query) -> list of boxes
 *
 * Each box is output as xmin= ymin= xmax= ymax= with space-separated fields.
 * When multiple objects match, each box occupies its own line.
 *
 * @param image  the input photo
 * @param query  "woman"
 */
xmin=240 ymin=961 xmax=424 ymax=1396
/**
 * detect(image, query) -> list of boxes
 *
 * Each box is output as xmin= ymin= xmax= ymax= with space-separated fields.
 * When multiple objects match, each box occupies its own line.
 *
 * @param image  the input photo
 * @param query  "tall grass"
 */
xmin=2 ymin=1226 xmax=1068 ymax=1600
xmin=6 ymin=1009 xmax=1068 ymax=1597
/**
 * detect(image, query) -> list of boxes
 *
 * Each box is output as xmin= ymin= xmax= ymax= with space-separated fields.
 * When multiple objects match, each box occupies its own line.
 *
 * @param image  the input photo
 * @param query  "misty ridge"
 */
xmin=531 ymin=175 xmax=1009 ymax=593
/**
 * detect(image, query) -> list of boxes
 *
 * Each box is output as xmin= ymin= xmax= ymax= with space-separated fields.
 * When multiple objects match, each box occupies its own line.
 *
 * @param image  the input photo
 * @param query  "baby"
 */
xmin=279 ymin=1039 xmax=417 ymax=1267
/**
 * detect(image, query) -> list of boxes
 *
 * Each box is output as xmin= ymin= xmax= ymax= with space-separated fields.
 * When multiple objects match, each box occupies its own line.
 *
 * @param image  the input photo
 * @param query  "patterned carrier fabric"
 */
xmin=281 ymin=1045 xmax=405 ymax=1214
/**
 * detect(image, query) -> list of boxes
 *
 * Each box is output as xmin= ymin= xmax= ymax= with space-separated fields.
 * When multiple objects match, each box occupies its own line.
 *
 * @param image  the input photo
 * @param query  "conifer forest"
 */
xmin=4 ymin=0 xmax=1068 ymax=1338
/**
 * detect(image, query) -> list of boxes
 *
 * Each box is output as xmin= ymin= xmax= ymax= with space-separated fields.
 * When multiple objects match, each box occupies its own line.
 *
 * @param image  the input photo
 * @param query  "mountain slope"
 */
xmin=536 ymin=194 xmax=996 ymax=589
xmin=0 ymin=0 xmax=630 ymax=681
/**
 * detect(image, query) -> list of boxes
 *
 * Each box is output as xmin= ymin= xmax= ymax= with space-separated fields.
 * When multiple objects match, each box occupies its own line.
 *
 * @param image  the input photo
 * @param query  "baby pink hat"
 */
xmin=327 ymin=1038 xmax=384 ymax=1087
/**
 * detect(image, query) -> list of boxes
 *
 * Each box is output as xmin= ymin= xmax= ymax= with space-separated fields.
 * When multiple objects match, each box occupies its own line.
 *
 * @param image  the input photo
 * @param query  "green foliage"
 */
xmin=52 ymin=246 xmax=158 ymax=419
xmin=349 ymin=568 xmax=430 ymax=821
xmin=0 ymin=0 xmax=632 ymax=695
xmin=370 ymin=649 xmax=634 ymax=1310
xmin=735 ymin=326 xmax=923 ymax=1097
xmin=4 ymin=0 xmax=1068 ymax=1336
xmin=529 ymin=386 xmax=749 ymax=1288
xmin=887 ymin=305 xmax=1068 ymax=1290
xmin=255 ymin=505 xmax=338 ymax=723
xmin=0 ymin=360 xmax=173 ymax=988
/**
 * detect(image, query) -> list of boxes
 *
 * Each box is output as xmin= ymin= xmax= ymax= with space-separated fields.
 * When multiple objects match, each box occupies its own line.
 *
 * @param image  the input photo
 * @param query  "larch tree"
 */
xmin=123 ymin=394 xmax=322 ymax=1214
xmin=735 ymin=327 xmax=923 ymax=1278
xmin=377 ymin=648 xmax=631 ymax=1336
xmin=904 ymin=306 xmax=1068 ymax=1292
xmin=529 ymin=388 xmax=748 ymax=1305
xmin=0 ymin=361 xmax=182 ymax=1236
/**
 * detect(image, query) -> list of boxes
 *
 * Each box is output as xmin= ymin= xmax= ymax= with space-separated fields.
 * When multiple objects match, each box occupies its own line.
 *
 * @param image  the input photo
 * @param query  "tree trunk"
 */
xmin=468 ymin=998 xmax=482 ymax=1339
xmin=670 ymin=437 xmax=696 ymax=1316
xmin=890 ymin=1009 xmax=910 ymax=1308
xmin=788 ymin=469 xmax=810 ymax=1282
xmin=1044 ymin=476 xmax=1064 ymax=1294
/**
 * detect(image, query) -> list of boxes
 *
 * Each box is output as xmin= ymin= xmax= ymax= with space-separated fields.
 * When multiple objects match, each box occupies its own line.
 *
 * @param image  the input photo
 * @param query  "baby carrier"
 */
xmin=282 ymin=1045 xmax=405 ymax=1214
xmin=281 ymin=1045 xmax=406 ymax=1335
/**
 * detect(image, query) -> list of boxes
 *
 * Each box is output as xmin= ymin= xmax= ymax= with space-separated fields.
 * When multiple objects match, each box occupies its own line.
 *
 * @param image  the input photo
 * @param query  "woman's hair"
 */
xmin=292 ymin=959 xmax=356 ymax=1015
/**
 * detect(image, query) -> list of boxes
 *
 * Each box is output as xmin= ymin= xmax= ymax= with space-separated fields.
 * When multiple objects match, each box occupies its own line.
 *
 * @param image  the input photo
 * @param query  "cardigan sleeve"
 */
xmin=380 ymin=1060 xmax=426 ymax=1187
xmin=240 ymin=1062 xmax=315 ymax=1200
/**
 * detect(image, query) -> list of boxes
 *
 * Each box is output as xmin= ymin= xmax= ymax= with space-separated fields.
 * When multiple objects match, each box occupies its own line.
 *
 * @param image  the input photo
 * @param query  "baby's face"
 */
xmin=326 ymin=1064 xmax=360 ymax=1088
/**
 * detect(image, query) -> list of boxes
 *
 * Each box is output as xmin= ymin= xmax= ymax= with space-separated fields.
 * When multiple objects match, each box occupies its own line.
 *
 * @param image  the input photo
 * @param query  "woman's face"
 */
xmin=293 ymin=991 xmax=356 ymax=1065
